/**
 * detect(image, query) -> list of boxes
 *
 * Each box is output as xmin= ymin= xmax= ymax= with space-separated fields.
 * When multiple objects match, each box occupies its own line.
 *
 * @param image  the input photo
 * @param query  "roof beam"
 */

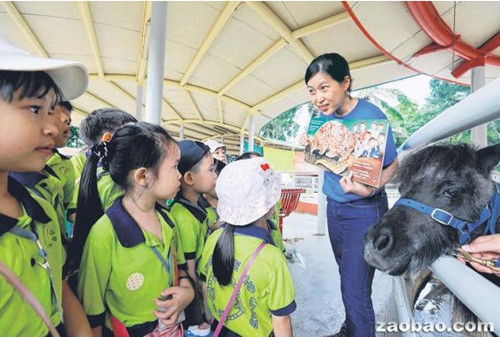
xmin=180 ymin=1 xmax=239 ymax=86
xmin=292 ymin=11 xmax=349 ymax=39
xmin=85 ymin=90 xmax=114 ymax=107
xmin=218 ymin=99 xmax=224 ymax=124
xmin=2 ymin=2 xmax=48 ymax=57
xmin=252 ymin=81 xmax=304 ymax=111
xmin=218 ymin=38 xmax=287 ymax=96
xmin=182 ymin=89 xmax=204 ymax=121
xmin=78 ymin=1 xmax=104 ymax=78
xmin=163 ymin=119 xmax=262 ymax=141
xmin=251 ymin=55 xmax=390 ymax=112
xmin=245 ymin=1 xmax=314 ymax=64
xmin=162 ymin=98 xmax=183 ymax=120
xmin=136 ymin=2 xmax=151 ymax=84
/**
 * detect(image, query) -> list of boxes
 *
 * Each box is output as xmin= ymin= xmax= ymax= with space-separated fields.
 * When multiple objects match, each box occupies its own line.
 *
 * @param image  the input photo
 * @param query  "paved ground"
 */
xmin=282 ymin=212 xmax=398 ymax=337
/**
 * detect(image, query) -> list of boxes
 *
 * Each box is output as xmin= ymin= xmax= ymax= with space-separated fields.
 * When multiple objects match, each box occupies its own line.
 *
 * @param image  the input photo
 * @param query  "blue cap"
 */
xmin=178 ymin=140 xmax=210 ymax=175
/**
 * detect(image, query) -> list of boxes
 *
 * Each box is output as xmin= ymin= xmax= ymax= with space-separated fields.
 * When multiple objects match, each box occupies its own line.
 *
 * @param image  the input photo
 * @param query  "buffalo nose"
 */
xmin=373 ymin=227 xmax=394 ymax=253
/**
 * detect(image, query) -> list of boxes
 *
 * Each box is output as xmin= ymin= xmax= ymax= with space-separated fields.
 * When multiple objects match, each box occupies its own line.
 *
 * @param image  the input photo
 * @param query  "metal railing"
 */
xmin=394 ymin=76 xmax=500 ymax=335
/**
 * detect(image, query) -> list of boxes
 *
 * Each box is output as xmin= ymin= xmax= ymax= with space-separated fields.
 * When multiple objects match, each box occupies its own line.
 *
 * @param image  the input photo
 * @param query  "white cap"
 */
xmin=204 ymin=139 xmax=226 ymax=153
xmin=0 ymin=32 xmax=88 ymax=100
xmin=216 ymin=157 xmax=281 ymax=226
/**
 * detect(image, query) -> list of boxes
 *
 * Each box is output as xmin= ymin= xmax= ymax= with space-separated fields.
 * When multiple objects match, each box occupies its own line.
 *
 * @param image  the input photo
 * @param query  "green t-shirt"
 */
xmin=199 ymin=225 xmax=296 ymax=337
xmin=268 ymin=219 xmax=285 ymax=253
xmin=77 ymin=198 xmax=185 ymax=329
xmin=70 ymin=151 xmax=87 ymax=180
xmin=10 ymin=165 xmax=67 ymax=242
xmin=168 ymin=199 xmax=209 ymax=263
xmin=47 ymin=150 xmax=76 ymax=213
xmin=0 ymin=178 xmax=65 ymax=336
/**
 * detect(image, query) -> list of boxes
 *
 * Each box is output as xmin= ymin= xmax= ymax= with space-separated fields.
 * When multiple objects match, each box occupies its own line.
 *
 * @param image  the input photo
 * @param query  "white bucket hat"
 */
xmin=216 ymin=157 xmax=282 ymax=226
xmin=0 ymin=32 xmax=88 ymax=100
xmin=204 ymin=139 xmax=226 ymax=153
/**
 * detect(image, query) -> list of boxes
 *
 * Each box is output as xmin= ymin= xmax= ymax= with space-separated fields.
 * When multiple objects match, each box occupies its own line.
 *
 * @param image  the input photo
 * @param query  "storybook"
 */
xmin=304 ymin=115 xmax=390 ymax=187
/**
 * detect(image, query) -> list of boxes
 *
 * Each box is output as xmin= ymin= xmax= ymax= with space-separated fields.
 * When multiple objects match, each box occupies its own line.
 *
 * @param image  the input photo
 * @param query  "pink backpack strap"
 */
xmin=0 ymin=259 xmax=61 ymax=337
xmin=213 ymin=242 xmax=267 ymax=337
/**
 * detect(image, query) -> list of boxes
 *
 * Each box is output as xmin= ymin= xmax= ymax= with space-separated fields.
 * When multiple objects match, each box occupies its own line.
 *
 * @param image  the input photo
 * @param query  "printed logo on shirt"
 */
xmin=126 ymin=272 xmax=145 ymax=291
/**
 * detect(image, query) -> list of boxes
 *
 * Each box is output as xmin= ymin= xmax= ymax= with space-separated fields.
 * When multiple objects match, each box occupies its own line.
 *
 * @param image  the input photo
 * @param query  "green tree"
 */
xmin=259 ymin=103 xmax=303 ymax=141
xmin=66 ymin=125 xmax=84 ymax=148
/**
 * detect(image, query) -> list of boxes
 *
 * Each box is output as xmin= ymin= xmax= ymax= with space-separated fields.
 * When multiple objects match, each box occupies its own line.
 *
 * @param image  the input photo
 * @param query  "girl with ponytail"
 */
xmin=199 ymin=158 xmax=296 ymax=337
xmin=74 ymin=122 xmax=194 ymax=337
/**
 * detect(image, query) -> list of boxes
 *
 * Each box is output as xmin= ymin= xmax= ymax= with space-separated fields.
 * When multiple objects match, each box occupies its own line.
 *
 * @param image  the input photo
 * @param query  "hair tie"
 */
xmin=92 ymin=141 xmax=108 ymax=160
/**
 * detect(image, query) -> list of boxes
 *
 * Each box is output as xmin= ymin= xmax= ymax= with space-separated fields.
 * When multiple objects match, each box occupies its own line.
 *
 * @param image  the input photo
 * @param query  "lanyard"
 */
xmin=150 ymin=245 xmax=173 ymax=288
xmin=9 ymin=223 xmax=64 ymax=324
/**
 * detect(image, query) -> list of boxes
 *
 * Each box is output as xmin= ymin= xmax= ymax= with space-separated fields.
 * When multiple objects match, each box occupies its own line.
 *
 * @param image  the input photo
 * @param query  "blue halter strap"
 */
xmin=394 ymin=184 xmax=500 ymax=245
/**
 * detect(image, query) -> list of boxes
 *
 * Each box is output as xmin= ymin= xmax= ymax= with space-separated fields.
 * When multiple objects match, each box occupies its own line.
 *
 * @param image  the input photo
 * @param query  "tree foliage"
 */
xmin=259 ymin=77 xmax=500 ymax=149
xmin=66 ymin=126 xmax=84 ymax=148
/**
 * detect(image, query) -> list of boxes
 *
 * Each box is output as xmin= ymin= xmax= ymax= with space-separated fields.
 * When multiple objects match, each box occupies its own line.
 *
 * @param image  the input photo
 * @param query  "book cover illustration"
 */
xmin=304 ymin=116 xmax=389 ymax=187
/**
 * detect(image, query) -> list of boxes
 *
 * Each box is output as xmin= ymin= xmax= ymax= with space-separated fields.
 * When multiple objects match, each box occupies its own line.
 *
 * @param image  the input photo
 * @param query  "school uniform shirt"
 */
xmin=198 ymin=196 xmax=218 ymax=229
xmin=77 ymin=197 xmax=186 ymax=329
xmin=70 ymin=151 xmax=87 ymax=180
xmin=267 ymin=219 xmax=285 ymax=253
xmin=46 ymin=150 xmax=76 ymax=215
xmin=199 ymin=225 xmax=296 ymax=337
xmin=71 ymin=168 xmax=124 ymax=215
xmin=10 ymin=165 xmax=67 ymax=243
xmin=0 ymin=178 xmax=65 ymax=336
xmin=168 ymin=198 xmax=209 ymax=263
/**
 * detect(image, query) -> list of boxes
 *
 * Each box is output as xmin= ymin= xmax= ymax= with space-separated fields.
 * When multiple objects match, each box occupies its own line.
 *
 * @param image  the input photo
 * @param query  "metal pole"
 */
xmin=248 ymin=115 xmax=255 ymax=151
xmin=470 ymin=66 xmax=487 ymax=148
xmin=179 ymin=124 xmax=184 ymax=140
xmin=317 ymin=169 xmax=326 ymax=235
xmin=135 ymin=84 xmax=143 ymax=121
xmin=145 ymin=1 xmax=167 ymax=125
xmin=240 ymin=133 xmax=244 ymax=155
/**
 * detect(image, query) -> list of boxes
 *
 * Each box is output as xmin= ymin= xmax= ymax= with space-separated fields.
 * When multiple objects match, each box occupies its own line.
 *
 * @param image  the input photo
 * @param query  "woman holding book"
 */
xmin=300 ymin=53 xmax=398 ymax=337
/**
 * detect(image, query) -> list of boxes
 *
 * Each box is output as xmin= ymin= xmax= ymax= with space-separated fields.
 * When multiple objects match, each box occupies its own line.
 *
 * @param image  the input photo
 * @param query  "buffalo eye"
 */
xmin=444 ymin=188 xmax=459 ymax=199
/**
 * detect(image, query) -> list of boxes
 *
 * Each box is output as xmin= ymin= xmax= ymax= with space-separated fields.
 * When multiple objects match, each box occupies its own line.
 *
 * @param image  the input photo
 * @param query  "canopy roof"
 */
xmin=2 ymin=1 xmax=499 ymax=153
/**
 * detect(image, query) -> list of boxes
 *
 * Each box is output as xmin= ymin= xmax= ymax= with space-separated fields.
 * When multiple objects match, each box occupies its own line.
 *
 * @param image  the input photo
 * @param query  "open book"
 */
xmin=304 ymin=115 xmax=389 ymax=188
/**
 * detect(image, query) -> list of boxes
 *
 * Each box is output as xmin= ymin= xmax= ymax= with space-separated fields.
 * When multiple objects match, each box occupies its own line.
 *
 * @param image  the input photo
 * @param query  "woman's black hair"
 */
xmin=67 ymin=122 xmax=176 ymax=275
xmin=0 ymin=70 xmax=62 ymax=103
xmin=212 ymin=224 xmax=236 ymax=286
xmin=79 ymin=108 xmax=138 ymax=146
xmin=304 ymin=53 xmax=352 ymax=92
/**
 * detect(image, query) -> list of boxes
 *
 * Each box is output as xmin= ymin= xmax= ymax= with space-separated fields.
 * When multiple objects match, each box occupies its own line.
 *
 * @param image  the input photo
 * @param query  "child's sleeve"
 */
xmin=169 ymin=209 xmax=198 ymax=261
xmin=77 ymin=221 xmax=113 ymax=328
xmin=62 ymin=161 xmax=76 ymax=213
xmin=265 ymin=250 xmax=296 ymax=316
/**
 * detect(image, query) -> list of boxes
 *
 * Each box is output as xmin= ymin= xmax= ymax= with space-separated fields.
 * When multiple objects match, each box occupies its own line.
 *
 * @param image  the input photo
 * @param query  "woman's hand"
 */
xmin=461 ymin=234 xmax=500 ymax=276
xmin=339 ymin=171 xmax=374 ymax=197
xmin=298 ymin=132 xmax=310 ymax=146
xmin=154 ymin=283 xmax=195 ymax=327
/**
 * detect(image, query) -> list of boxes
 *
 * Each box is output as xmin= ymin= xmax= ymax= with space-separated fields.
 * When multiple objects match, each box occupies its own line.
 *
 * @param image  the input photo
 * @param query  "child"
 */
xmin=235 ymin=152 xmax=285 ymax=254
xmin=168 ymin=140 xmax=217 ymax=332
xmin=11 ymin=101 xmax=76 ymax=246
xmin=71 ymin=108 xmax=138 ymax=179
xmin=0 ymin=32 xmax=91 ymax=336
xmin=199 ymin=158 xmax=226 ymax=232
xmin=66 ymin=109 xmax=138 ymax=277
xmin=199 ymin=158 xmax=296 ymax=337
xmin=76 ymin=122 xmax=194 ymax=337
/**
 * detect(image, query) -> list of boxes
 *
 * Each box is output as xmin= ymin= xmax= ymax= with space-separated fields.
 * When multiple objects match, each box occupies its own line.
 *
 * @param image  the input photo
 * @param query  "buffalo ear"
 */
xmin=476 ymin=143 xmax=500 ymax=176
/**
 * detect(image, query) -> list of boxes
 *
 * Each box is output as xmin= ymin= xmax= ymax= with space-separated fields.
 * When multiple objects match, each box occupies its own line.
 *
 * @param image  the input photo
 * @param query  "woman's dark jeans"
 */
xmin=326 ymin=191 xmax=389 ymax=337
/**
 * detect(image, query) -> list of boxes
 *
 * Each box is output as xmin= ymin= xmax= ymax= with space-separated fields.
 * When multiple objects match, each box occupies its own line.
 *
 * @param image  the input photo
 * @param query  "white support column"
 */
xmin=135 ymin=84 xmax=143 ymax=121
xmin=240 ymin=133 xmax=244 ymax=155
xmin=317 ymin=169 xmax=326 ymax=235
xmin=145 ymin=1 xmax=167 ymax=125
xmin=470 ymin=66 xmax=487 ymax=148
xmin=179 ymin=124 xmax=184 ymax=140
xmin=248 ymin=115 xmax=255 ymax=152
